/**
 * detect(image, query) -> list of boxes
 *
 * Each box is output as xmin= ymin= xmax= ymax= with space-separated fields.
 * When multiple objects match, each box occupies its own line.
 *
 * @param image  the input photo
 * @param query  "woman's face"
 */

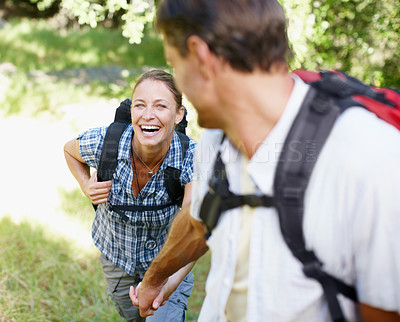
xmin=131 ymin=79 xmax=183 ymax=149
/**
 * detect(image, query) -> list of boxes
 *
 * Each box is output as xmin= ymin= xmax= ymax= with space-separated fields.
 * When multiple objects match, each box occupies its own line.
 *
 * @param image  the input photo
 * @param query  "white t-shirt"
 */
xmin=191 ymin=76 xmax=400 ymax=322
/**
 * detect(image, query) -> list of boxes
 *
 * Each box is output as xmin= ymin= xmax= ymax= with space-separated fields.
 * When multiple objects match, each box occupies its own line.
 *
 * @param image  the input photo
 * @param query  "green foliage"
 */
xmin=25 ymin=0 xmax=399 ymax=87
xmin=29 ymin=0 xmax=57 ymax=11
xmin=29 ymin=0 xmax=156 ymax=44
xmin=282 ymin=0 xmax=400 ymax=88
xmin=0 ymin=18 xmax=166 ymax=117
xmin=0 ymin=19 xmax=165 ymax=71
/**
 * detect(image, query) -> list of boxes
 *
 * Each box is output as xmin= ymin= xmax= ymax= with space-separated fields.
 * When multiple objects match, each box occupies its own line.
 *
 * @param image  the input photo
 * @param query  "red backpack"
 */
xmin=199 ymin=70 xmax=400 ymax=322
xmin=293 ymin=69 xmax=400 ymax=129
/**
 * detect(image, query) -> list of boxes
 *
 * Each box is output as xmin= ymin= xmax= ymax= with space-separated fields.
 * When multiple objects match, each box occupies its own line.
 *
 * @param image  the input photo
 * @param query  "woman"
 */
xmin=64 ymin=69 xmax=196 ymax=321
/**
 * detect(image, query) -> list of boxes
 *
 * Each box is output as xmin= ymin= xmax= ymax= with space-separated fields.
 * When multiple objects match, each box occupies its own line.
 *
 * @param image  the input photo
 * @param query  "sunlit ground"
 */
xmin=0 ymin=99 xmax=118 ymax=254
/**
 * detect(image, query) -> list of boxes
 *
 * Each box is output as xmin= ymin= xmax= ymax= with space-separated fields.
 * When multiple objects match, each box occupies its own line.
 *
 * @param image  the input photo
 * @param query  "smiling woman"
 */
xmin=130 ymin=71 xmax=185 ymax=183
xmin=63 ymin=69 xmax=197 ymax=321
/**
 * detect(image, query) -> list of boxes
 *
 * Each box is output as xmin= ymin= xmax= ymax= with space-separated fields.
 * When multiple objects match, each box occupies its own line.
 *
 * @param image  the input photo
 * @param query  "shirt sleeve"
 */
xmin=77 ymin=126 xmax=108 ymax=169
xmin=190 ymin=130 xmax=223 ymax=221
xmin=353 ymin=155 xmax=400 ymax=313
xmin=179 ymin=138 xmax=196 ymax=186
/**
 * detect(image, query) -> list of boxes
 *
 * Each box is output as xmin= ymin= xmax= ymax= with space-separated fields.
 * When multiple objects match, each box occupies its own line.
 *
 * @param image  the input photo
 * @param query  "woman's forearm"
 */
xmin=161 ymin=261 xmax=197 ymax=300
xmin=64 ymin=138 xmax=112 ymax=204
xmin=64 ymin=139 xmax=91 ymax=188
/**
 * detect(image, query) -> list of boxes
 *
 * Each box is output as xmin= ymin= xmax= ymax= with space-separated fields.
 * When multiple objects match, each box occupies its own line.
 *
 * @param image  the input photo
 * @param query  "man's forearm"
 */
xmin=143 ymin=205 xmax=209 ymax=287
xmin=360 ymin=303 xmax=400 ymax=322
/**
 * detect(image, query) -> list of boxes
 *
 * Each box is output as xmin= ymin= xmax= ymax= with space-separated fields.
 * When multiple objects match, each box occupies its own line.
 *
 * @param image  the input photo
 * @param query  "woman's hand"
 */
xmin=129 ymin=278 xmax=169 ymax=318
xmin=81 ymin=171 xmax=112 ymax=205
xmin=130 ymin=260 xmax=197 ymax=317
xmin=64 ymin=138 xmax=112 ymax=205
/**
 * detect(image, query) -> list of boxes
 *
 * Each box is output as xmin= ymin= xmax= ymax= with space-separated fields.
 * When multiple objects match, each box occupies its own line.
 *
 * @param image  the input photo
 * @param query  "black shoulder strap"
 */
xmin=97 ymin=98 xmax=132 ymax=182
xmin=199 ymin=148 xmax=274 ymax=237
xmin=114 ymin=98 xmax=132 ymax=122
xmin=97 ymin=121 xmax=129 ymax=182
xmin=92 ymin=121 xmax=128 ymax=211
xmin=273 ymin=87 xmax=357 ymax=321
xmin=163 ymin=131 xmax=190 ymax=207
xmin=176 ymin=130 xmax=190 ymax=156
xmin=174 ymin=107 xmax=188 ymax=134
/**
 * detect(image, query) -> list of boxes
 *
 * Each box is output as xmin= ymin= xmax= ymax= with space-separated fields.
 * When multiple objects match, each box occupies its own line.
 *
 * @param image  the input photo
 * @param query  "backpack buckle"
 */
xmin=303 ymin=258 xmax=324 ymax=279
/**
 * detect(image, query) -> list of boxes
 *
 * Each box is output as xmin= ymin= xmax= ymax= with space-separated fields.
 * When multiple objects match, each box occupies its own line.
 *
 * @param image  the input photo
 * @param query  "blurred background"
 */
xmin=0 ymin=0 xmax=398 ymax=320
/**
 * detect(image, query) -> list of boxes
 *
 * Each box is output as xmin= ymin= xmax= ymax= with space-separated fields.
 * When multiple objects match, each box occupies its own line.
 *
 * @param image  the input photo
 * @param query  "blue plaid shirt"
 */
xmin=78 ymin=124 xmax=196 ymax=275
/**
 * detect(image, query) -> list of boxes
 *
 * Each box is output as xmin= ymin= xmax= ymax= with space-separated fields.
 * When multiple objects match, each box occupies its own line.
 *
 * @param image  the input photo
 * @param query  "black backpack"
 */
xmin=199 ymin=70 xmax=400 ymax=322
xmin=95 ymin=98 xmax=190 ymax=213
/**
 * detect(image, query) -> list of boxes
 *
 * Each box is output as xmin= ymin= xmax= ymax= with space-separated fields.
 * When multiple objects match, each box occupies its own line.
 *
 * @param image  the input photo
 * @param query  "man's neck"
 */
xmin=217 ymin=68 xmax=294 ymax=158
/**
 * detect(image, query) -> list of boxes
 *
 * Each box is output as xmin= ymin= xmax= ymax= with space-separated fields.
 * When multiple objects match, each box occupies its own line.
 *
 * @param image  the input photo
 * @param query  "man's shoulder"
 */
xmin=195 ymin=129 xmax=224 ymax=159
xmin=332 ymin=107 xmax=400 ymax=154
xmin=319 ymin=106 xmax=400 ymax=175
xmin=199 ymin=129 xmax=224 ymax=143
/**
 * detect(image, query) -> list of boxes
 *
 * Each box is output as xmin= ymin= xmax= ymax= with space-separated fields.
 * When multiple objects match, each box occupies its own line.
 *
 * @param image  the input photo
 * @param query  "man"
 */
xmin=130 ymin=0 xmax=400 ymax=321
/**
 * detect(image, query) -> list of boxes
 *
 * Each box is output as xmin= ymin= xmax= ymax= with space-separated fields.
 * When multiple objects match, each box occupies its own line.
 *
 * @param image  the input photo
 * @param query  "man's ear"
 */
xmin=175 ymin=106 xmax=185 ymax=125
xmin=186 ymin=35 xmax=214 ymax=79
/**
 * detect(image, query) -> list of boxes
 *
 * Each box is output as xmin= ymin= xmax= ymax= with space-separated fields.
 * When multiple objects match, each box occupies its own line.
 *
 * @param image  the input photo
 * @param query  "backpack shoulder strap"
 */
xmin=97 ymin=121 xmax=128 ymax=182
xmin=273 ymin=87 xmax=357 ymax=321
xmin=199 ymin=136 xmax=274 ymax=237
xmin=294 ymin=70 xmax=400 ymax=130
xmin=97 ymin=98 xmax=132 ymax=182
xmin=176 ymin=130 xmax=190 ymax=157
xmin=163 ymin=131 xmax=190 ymax=207
xmin=114 ymin=98 xmax=132 ymax=122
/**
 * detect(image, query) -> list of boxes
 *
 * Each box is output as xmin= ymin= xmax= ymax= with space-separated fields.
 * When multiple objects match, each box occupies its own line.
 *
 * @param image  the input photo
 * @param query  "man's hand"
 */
xmin=128 ymin=206 xmax=208 ymax=317
xmin=129 ymin=278 xmax=168 ymax=318
xmin=81 ymin=171 xmax=112 ymax=205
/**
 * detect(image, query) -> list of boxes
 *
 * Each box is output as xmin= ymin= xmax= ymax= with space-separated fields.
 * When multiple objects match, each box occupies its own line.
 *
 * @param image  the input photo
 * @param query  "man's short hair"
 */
xmin=156 ymin=0 xmax=292 ymax=72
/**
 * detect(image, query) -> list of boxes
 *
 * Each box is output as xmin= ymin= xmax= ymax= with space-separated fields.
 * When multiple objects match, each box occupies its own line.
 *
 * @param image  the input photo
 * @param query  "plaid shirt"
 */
xmin=78 ymin=124 xmax=196 ymax=275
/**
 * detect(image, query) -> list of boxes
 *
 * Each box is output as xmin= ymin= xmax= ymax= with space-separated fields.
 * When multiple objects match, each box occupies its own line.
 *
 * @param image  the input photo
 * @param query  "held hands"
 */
xmin=82 ymin=171 xmax=112 ymax=205
xmin=129 ymin=278 xmax=170 ymax=318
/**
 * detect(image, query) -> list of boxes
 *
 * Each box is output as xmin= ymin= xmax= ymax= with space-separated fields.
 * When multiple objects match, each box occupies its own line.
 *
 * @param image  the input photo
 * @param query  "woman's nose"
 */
xmin=142 ymin=106 xmax=155 ymax=120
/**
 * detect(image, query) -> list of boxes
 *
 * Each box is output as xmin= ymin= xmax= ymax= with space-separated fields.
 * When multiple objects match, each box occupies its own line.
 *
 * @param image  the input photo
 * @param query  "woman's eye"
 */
xmin=156 ymin=104 xmax=167 ymax=109
xmin=134 ymin=104 xmax=145 ymax=109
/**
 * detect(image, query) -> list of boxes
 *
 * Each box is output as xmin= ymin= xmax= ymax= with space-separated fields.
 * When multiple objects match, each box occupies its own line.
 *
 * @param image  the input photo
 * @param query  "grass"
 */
xmin=0 ymin=216 xmax=122 ymax=321
xmin=0 ymin=189 xmax=210 ymax=321
xmin=0 ymin=214 xmax=210 ymax=321
xmin=187 ymin=252 xmax=211 ymax=320
xmin=0 ymin=18 xmax=206 ymax=320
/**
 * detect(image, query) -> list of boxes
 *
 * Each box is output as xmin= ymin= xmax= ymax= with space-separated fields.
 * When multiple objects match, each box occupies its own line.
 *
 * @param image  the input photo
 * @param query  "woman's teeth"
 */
xmin=141 ymin=125 xmax=160 ymax=133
